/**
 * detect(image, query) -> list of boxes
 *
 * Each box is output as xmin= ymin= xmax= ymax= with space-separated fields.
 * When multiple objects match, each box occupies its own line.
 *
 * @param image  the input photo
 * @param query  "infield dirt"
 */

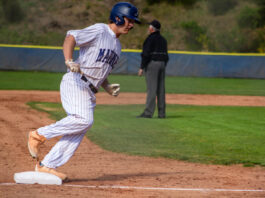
xmin=0 ymin=90 xmax=264 ymax=198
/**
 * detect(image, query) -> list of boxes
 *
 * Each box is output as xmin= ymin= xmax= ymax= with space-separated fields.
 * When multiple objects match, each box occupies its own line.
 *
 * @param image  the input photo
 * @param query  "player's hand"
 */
xmin=106 ymin=84 xmax=120 ymax=97
xmin=65 ymin=59 xmax=80 ymax=73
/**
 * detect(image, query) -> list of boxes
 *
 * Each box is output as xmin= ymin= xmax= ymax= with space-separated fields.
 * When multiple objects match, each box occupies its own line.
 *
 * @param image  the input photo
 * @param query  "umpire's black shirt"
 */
xmin=140 ymin=31 xmax=169 ymax=70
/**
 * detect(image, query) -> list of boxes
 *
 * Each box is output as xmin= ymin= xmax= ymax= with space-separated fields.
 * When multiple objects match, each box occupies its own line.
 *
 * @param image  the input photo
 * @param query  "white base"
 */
xmin=14 ymin=171 xmax=62 ymax=185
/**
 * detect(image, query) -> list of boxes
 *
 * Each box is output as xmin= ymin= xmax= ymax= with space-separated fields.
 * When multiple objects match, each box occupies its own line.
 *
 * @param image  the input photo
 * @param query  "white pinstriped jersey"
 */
xmin=37 ymin=23 xmax=122 ymax=169
xmin=67 ymin=23 xmax=121 ymax=89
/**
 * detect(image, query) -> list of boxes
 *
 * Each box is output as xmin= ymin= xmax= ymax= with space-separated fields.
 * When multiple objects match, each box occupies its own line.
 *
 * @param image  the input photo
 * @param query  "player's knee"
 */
xmin=83 ymin=118 xmax=94 ymax=131
xmin=72 ymin=115 xmax=94 ymax=131
xmin=76 ymin=117 xmax=93 ymax=132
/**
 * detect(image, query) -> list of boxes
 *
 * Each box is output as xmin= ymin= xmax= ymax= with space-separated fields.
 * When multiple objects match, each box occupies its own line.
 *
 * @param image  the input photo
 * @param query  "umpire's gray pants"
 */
xmin=143 ymin=60 xmax=166 ymax=117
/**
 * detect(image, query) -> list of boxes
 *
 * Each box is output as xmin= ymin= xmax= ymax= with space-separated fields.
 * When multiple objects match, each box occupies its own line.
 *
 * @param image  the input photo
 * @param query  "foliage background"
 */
xmin=0 ymin=0 xmax=264 ymax=52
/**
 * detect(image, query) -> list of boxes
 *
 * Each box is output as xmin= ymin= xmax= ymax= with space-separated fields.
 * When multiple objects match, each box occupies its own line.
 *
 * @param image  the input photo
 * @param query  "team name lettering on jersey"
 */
xmin=96 ymin=48 xmax=119 ymax=68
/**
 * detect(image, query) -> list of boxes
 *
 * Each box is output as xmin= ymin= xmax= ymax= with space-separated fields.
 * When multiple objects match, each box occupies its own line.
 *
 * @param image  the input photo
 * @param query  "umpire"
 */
xmin=138 ymin=19 xmax=169 ymax=118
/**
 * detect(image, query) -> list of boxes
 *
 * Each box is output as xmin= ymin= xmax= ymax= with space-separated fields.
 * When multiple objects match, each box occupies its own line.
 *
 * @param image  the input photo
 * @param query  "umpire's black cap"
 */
xmin=148 ymin=19 xmax=161 ymax=30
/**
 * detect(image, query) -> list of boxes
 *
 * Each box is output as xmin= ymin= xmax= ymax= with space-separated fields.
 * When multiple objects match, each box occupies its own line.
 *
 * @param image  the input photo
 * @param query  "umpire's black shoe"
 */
xmin=158 ymin=115 xmax=166 ymax=119
xmin=137 ymin=113 xmax=152 ymax=118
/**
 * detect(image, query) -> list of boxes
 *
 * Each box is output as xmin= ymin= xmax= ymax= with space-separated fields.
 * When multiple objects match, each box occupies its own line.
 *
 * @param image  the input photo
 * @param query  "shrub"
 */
xmin=255 ymin=0 xmax=265 ymax=27
xmin=215 ymin=28 xmax=260 ymax=53
xmin=179 ymin=0 xmax=198 ymax=7
xmin=256 ymin=28 xmax=265 ymax=53
xmin=181 ymin=21 xmax=210 ymax=51
xmin=146 ymin=0 xmax=198 ymax=6
xmin=0 ymin=0 xmax=24 ymax=23
xmin=142 ymin=7 xmax=151 ymax=14
xmin=207 ymin=0 xmax=238 ymax=16
xmin=146 ymin=0 xmax=161 ymax=5
xmin=86 ymin=2 xmax=90 ymax=10
xmin=237 ymin=6 xmax=260 ymax=29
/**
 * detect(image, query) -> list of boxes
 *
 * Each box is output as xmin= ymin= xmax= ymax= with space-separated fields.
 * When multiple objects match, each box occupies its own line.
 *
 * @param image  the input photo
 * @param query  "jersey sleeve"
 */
xmin=66 ymin=24 xmax=104 ymax=47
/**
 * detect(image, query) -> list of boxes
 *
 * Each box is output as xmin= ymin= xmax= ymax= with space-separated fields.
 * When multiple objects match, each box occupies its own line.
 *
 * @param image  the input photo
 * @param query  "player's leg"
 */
xmin=37 ymin=103 xmax=95 ymax=168
xmin=33 ymin=73 xmax=95 ymax=178
xmin=29 ymin=113 xmax=93 ymax=157
xmin=38 ymin=72 xmax=96 ymax=138
xmin=29 ymin=72 xmax=95 ymax=161
xmin=41 ymin=131 xmax=86 ymax=169
xmin=37 ymin=113 xmax=94 ymax=139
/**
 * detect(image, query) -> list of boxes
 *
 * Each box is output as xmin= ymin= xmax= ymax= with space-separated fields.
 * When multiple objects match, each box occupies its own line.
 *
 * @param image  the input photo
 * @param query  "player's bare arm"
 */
xmin=63 ymin=35 xmax=80 ymax=73
xmin=63 ymin=35 xmax=76 ymax=61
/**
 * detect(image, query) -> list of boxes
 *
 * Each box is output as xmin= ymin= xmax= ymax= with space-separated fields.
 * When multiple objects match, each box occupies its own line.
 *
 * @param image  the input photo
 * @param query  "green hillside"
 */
xmin=0 ymin=0 xmax=264 ymax=52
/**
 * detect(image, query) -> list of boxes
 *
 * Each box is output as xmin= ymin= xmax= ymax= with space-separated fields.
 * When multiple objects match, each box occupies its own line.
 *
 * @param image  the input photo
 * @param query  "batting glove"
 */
xmin=65 ymin=59 xmax=80 ymax=73
xmin=106 ymin=84 xmax=120 ymax=97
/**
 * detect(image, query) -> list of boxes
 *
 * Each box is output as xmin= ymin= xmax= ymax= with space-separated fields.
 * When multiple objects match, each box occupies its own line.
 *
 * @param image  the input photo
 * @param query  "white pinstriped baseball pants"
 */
xmin=38 ymin=72 xmax=96 ymax=169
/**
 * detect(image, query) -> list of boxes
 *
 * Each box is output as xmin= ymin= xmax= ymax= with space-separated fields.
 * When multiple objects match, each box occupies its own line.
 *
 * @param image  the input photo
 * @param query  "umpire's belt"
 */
xmin=81 ymin=75 xmax=98 ymax=94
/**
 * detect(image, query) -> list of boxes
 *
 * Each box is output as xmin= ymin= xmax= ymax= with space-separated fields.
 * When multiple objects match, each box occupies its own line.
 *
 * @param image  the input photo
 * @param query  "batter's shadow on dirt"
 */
xmin=66 ymin=172 xmax=172 ymax=183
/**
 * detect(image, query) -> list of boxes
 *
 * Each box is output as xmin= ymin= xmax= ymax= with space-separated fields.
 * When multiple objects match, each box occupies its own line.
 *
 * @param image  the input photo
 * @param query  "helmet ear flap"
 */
xmin=115 ymin=15 xmax=125 ymax=25
xmin=110 ymin=13 xmax=125 ymax=26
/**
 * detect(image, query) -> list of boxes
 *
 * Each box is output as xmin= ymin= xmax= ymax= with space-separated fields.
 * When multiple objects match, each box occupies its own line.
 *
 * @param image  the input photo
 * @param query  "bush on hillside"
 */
xmin=207 ymin=0 xmax=238 ymax=16
xmin=216 ymin=28 xmax=260 ymax=52
xmin=146 ymin=0 xmax=198 ymax=6
xmin=146 ymin=0 xmax=161 ymax=4
xmin=255 ymin=0 xmax=265 ymax=27
xmin=256 ymin=28 xmax=265 ymax=52
xmin=0 ymin=0 xmax=24 ymax=23
xmin=181 ymin=21 xmax=210 ymax=51
xmin=178 ymin=0 xmax=198 ymax=7
xmin=237 ymin=6 xmax=260 ymax=29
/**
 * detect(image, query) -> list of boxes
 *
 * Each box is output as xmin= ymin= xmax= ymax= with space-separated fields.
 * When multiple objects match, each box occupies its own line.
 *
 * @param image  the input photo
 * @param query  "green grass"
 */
xmin=1 ymin=71 xmax=265 ymax=95
xmin=28 ymin=102 xmax=265 ymax=167
xmin=0 ymin=71 xmax=63 ymax=90
xmin=109 ymin=74 xmax=265 ymax=95
xmin=28 ymin=102 xmax=65 ymax=120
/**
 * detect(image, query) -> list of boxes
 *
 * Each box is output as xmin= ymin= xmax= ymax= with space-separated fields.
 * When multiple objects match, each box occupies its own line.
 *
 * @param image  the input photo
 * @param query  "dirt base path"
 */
xmin=0 ymin=90 xmax=264 ymax=198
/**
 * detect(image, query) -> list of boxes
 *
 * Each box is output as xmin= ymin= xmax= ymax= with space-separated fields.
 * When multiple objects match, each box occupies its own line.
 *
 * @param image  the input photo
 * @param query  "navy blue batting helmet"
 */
xmin=110 ymin=2 xmax=140 ymax=26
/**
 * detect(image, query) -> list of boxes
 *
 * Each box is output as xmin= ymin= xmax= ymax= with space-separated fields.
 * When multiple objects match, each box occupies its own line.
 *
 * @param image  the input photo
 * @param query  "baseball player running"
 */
xmin=27 ymin=2 xmax=140 ymax=181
